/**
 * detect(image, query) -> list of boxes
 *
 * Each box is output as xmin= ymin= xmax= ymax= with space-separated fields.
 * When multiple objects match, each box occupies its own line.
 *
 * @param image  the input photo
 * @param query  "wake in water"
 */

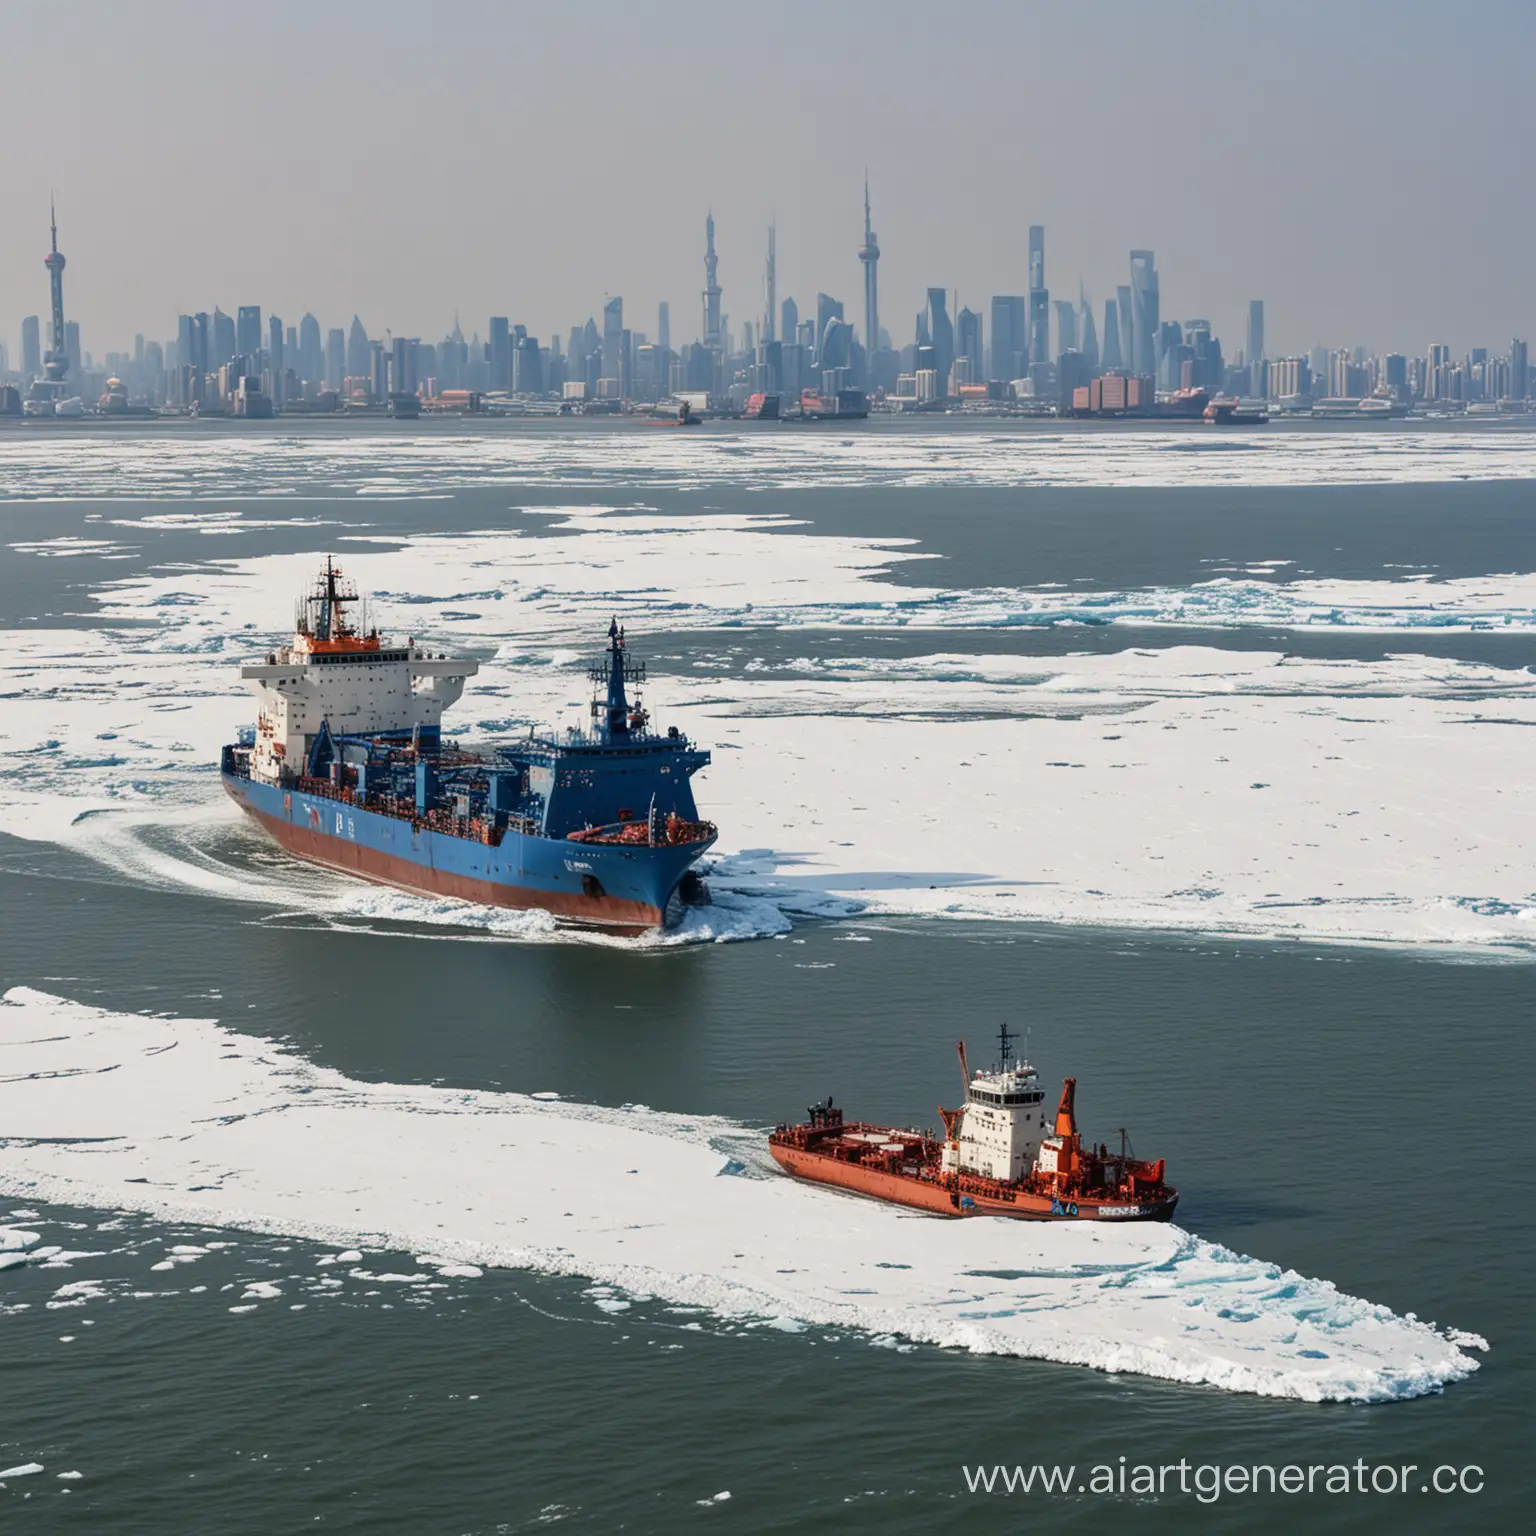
xmin=49 ymin=807 xmax=814 ymax=949
xmin=0 ymin=988 xmax=1486 ymax=1403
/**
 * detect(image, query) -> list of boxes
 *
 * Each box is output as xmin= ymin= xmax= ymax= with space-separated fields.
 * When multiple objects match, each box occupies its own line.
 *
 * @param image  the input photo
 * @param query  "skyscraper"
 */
xmin=763 ymin=224 xmax=776 ymax=344
xmin=1246 ymin=301 xmax=1265 ymax=369
xmin=1027 ymin=225 xmax=1048 ymax=368
xmin=989 ymin=295 xmax=1025 ymax=382
xmin=926 ymin=289 xmax=953 ymax=395
xmin=489 ymin=316 xmax=511 ymax=390
xmin=1102 ymin=300 xmax=1122 ymax=369
xmin=213 ymin=308 xmax=236 ymax=367
xmin=602 ymin=297 xmax=623 ymax=385
xmin=702 ymin=212 xmax=722 ymax=348
xmin=815 ymin=293 xmax=844 ymax=360
xmin=1053 ymin=300 xmax=1077 ymax=355
xmin=237 ymin=306 xmax=263 ymax=359
xmin=956 ymin=307 xmax=982 ymax=383
xmin=781 ymin=296 xmax=799 ymax=348
xmin=268 ymin=315 xmax=284 ymax=405
xmin=657 ymin=302 xmax=670 ymax=353
xmin=347 ymin=316 xmax=370 ymax=381
xmin=858 ymin=178 xmax=881 ymax=360
xmin=325 ymin=328 xmax=346 ymax=391
xmin=21 ymin=316 xmax=40 ymax=379
xmin=1511 ymin=338 xmax=1528 ymax=401
xmin=298 ymin=313 xmax=322 ymax=389
xmin=1129 ymin=252 xmax=1158 ymax=377
xmin=42 ymin=202 xmax=69 ymax=383
xmin=1078 ymin=284 xmax=1099 ymax=371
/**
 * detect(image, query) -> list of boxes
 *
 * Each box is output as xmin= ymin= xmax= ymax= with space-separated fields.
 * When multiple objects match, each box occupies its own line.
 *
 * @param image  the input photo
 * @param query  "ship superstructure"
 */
xmin=769 ymin=1025 xmax=1176 ymax=1221
xmin=222 ymin=560 xmax=716 ymax=927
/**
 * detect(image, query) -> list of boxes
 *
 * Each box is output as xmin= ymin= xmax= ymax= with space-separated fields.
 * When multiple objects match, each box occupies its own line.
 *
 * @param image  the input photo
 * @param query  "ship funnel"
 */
xmin=1053 ymin=1077 xmax=1079 ymax=1139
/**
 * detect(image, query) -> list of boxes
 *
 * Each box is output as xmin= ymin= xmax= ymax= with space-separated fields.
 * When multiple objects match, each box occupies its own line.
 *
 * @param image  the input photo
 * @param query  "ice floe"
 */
xmin=4 ymin=427 xmax=1536 ymax=499
xmin=1 ymin=515 xmax=1531 ymax=949
xmin=0 ymin=988 xmax=1486 ymax=1403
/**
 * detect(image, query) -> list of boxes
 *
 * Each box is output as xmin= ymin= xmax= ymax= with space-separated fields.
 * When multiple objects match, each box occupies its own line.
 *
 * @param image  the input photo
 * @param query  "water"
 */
xmin=0 ymin=420 xmax=1530 ymax=1530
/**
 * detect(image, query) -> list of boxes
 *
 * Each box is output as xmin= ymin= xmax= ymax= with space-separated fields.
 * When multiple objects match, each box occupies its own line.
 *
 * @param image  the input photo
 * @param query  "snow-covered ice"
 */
xmin=4 ymin=426 xmax=1536 ymax=499
xmin=0 ymin=988 xmax=1486 ymax=1403
xmin=1 ymin=514 xmax=1531 ymax=949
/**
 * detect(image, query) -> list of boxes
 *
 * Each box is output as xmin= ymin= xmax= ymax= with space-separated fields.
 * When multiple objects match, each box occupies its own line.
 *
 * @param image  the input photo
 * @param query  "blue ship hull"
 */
xmin=223 ymin=772 xmax=713 ymax=928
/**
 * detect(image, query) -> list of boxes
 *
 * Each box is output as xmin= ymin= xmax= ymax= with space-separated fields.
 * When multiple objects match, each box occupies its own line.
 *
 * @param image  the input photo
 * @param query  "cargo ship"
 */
xmin=221 ymin=560 xmax=717 ymax=928
xmin=769 ymin=1026 xmax=1177 ymax=1220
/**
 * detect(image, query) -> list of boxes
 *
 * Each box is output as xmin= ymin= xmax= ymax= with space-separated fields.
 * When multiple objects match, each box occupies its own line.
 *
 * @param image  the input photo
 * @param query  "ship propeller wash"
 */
xmin=770 ymin=1024 xmax=1177 ymax=1220
xmin=222 ymin=559 xmax=716 ymax=927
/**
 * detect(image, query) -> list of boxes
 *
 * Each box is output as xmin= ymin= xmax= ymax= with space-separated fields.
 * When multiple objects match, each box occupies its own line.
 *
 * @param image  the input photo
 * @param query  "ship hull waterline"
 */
xmin=769 ymin=1144 xmax=1179 ymax=1222
xmin=223 ymin=773 xmax=713 ymax=930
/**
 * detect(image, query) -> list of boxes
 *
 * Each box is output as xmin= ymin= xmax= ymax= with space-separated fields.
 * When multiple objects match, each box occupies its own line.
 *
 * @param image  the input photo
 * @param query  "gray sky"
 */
xmin=5 ymin=0 xmax=1531 ymax=360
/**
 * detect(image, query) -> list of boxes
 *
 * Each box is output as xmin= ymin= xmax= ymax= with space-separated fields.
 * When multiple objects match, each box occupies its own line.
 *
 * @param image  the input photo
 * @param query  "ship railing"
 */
xmin=567 ymin=816 xmax=716 ymax=849
xmin=292 ymin=775 xmax=539 ymax=847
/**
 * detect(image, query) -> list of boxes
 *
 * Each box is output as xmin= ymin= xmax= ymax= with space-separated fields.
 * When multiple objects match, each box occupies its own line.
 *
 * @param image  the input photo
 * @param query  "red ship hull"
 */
xmin=231 ymin=793 xmax=665 ymax=928
xmin=769 ymin=1141 xmax=1177 ymax=1220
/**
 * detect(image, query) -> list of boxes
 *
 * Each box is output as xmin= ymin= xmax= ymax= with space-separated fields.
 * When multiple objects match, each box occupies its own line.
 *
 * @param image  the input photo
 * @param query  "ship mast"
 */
xmin=589 ymin=618 xmax=647 ymax=741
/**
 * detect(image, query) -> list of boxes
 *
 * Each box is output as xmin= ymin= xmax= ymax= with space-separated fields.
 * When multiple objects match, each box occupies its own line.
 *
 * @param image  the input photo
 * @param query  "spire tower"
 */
xmin=763 ymin=222 xmax=777 ymax=344
xmin=702 ymin=211 xmax=722 ymax=349
xmin=858 ymin=176 xmax=880 ymax=359
xmin=43 ymin=198 xmax=69 ymax=384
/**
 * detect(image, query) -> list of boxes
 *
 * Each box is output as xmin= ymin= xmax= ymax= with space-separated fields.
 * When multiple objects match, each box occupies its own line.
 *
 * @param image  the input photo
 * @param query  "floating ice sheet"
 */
xmin=0 ymin=989 xmax=1483 ymax=1403
xmin=1 ymin=517 xmax=1532 ymax=948
xmin=4 ymin=427 xmax=1536 ymax=498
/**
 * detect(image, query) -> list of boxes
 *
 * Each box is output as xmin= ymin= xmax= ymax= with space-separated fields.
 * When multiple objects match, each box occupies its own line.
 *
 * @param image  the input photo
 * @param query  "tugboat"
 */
xmin=769 ymin=1026 xmax=1177 ymax=1221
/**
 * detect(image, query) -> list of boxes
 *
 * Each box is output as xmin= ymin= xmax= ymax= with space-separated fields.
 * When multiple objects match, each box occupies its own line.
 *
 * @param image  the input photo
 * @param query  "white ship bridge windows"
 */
xmin=969 ymin=1088 xmax=1045 ymax=1107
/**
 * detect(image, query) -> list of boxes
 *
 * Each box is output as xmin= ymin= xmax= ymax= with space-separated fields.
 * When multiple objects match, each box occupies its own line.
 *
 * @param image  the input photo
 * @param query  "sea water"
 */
xmin=0 ymin=417 xmax=1529 ymax=1531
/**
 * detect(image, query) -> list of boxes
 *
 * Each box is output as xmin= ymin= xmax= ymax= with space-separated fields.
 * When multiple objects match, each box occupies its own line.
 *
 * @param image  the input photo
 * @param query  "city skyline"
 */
xmin=6 ymin=197 xmax=1528 ymax=421
xmin=9 ymin=190 xmax=1534 ymax=398
xmin=4 ymin=1 xmax=1534 ymax=357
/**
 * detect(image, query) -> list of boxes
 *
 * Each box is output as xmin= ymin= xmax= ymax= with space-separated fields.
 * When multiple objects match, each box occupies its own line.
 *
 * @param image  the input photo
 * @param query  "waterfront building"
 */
xmin=1269 ymin=356 xmax=1311 ymax=400
xmin=1512 ymin=338 xmax=1528 ymax=401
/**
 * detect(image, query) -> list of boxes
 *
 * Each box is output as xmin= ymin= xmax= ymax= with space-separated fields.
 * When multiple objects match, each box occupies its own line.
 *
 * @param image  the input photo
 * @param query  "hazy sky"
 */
xmin=6 ymin=0 xmax=1532 ymax=360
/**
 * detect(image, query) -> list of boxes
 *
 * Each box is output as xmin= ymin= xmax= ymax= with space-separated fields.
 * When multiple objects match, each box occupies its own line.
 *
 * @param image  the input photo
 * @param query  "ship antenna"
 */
xmin=997 ymin=1020 xmax=1015 ymax=1071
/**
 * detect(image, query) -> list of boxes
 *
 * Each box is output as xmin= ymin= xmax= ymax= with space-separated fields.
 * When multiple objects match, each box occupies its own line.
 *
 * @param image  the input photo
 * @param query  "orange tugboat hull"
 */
xmin=768 ymin=1139 xmax=1178 ymax=1222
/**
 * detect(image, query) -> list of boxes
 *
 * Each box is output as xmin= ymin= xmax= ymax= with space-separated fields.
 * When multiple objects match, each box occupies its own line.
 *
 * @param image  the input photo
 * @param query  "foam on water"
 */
xmin=0 ymin=988 xmax=1484 ymax=1403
